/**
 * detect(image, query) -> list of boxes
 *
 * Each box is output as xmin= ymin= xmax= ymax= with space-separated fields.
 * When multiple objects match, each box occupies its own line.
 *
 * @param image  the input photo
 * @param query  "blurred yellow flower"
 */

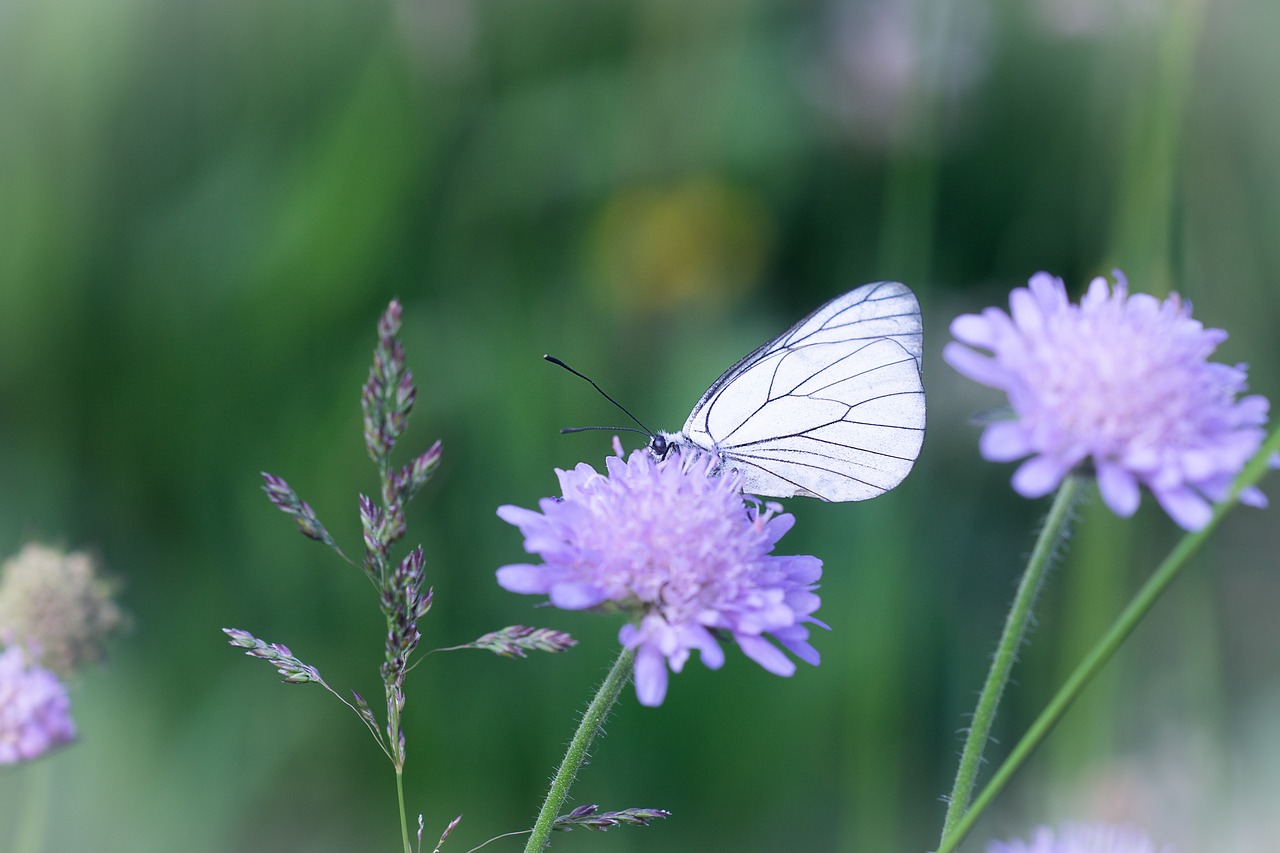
xmin=585 ymin=177 xmax=773 ymax=316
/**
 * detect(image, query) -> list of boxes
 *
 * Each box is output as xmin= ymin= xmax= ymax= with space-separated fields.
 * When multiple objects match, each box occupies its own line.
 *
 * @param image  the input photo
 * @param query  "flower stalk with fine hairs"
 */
xmin=938 ymin=272 xmax=1278 ymax=851
xmin=937 ymin=424 xmax=1280 ymax=853
xmin=522 ymin=646 xmax=637 ymax=853
xmin=498 ymin=440 xmax=821 ymax=849
xmin=939 ymin=475 xmax=1083 ymax=841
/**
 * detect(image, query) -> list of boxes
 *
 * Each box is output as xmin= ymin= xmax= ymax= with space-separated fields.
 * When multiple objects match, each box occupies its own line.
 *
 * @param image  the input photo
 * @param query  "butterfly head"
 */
xmin=648 ymin=432 xmax=674 ymax=461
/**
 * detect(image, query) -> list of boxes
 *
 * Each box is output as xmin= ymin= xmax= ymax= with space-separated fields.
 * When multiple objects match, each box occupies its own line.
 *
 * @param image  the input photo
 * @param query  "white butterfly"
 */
xmin=650 ymin=281 xmax=925 ymax=502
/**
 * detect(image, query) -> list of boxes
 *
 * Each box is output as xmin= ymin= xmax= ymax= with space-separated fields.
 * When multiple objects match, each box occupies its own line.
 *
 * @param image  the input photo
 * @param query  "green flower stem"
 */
xmin=523 ymin=645 xmax=636 ymax=853
xmin=13 ymin=758 xmax=53 ymax=853
xmin=938 ymin=429 xmax=1280 ymax=853
xmin=397 ymin=767 xmax=411 ymax=853
xmin=939 ymin=475 xmax=1084 ymax=842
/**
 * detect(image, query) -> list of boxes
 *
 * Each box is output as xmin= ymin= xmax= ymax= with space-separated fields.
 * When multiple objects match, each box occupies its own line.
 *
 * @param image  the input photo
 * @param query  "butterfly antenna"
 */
xmin=560 ymin=425 xmax=651 ymax=437
xmin=543 ymin=354 xmax=656 ymax=437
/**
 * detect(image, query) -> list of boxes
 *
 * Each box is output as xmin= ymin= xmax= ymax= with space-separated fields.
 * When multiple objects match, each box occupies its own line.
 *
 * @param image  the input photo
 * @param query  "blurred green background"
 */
xmin=2 ymin=0 xmax=1279 ymax=850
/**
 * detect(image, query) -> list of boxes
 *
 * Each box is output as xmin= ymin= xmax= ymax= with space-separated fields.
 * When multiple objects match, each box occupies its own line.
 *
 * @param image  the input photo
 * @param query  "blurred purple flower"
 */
xmin=987 ymin=822 xmax=1172 ymax=853
xmin=944 ymin=271 xmax=1273 ymax=530
xmin=806 ymin=0 xmax=992 ymax=151
xmin=0 ymin=645 xmax=75 ymax=764
xmin=496 ymin=445 xmax=825 ymax=706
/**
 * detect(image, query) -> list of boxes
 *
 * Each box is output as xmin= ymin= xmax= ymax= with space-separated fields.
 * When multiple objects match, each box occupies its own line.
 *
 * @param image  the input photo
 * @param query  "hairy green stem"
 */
xmin=938 ymin=429 xmax=1280 ymax=852
xmin=939 ymin=476 xmax=1083 ymax=841
xmin=523 ymin=645 xmax=636 ymax=853
xmin=936 ymin=432 xmax=1274 ymax=850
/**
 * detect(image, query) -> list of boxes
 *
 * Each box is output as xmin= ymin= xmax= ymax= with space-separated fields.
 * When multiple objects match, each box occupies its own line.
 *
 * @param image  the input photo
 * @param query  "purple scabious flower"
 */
xmin=0 ymin=645 xmax=76 ymax=763
xmin=986 ymin=822 xmax=1172 ymax=853
xmin=496 ymin=445 xmax=824 ymax=706
xmin=944 ymin=271 xmax=1273 ymax=530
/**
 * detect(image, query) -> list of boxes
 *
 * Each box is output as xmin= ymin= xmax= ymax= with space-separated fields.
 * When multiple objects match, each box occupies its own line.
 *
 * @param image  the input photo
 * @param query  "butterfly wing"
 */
xmin=677 ymin=281 xmax=925 ymax=501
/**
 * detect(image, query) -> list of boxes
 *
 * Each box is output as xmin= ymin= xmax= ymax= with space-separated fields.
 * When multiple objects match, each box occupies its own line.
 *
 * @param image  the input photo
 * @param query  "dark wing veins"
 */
xmin=706 ymin=339 xmax=917 ymax=447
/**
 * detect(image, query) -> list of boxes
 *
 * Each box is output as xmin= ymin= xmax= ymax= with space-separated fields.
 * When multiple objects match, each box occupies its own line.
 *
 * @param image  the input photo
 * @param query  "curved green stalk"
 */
xmin=13 ymin=758 xmax=54 ymax=853
xmin=939 ymin=476 xmax=1083 ymax=841
xmin=523 ymin=646 xmax=636 ymax=853
xmin=938 ymin=429 xmax=1280 ymax=853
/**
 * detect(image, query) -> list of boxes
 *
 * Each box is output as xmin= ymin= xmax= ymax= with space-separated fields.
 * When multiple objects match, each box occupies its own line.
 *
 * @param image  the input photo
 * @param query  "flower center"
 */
xmin=1020 ymin=305 xmax=1215 ymax=456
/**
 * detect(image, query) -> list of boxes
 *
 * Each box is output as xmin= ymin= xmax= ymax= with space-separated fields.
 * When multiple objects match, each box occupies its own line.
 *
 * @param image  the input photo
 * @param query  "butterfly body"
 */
xmin=650 ymin=281 xmax=925 ymax=502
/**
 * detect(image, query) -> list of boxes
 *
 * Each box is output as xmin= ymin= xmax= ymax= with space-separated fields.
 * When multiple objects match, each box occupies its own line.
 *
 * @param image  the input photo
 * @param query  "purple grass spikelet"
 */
xmin=231 ymin=298 xmax=445 ymax=794
xmin=429 ymin=814 xmax=463 ymax=853
xmin=223 ymin=628 xmax=323 ymax=684
xmin=352 ymin=691 xmax=377 ymax=731
xmin=441 ymin=625 xmax=577 ymax=658
xmin=260 ymin=473 xmax=344 ymax=556
xmin=363 ymin=299 xmax=416 ymax=467
xmin=381 ymin=547 xmax=427 ymax=690
xmin=552 ymin=804 xmax=673 ymax=833
xmin=390 ymin=441 xmax=443 ymax=507
xmin=360 ymin=495 xmax=391 ymax=574
xmin=944 ymin=271 xmax=1276 ymax=530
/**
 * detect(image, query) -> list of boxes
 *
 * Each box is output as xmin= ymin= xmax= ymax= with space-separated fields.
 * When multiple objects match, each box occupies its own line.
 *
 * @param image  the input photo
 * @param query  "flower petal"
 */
xmin=1096 ymin=462 xmax=1141 ymax=517
xmin=632 ymin=643 xmax=670 ymax=707
xmin=773 ymin=624 xmax=821 ymax=666
xmin=495 ymin=564 xmax=551 ymax=594
xmin=734 ymin=634 xmax=796 ymax=677
xmin=942 ymin=343 xmax=1008 ymax=387
xmin=949 ymin=313 xmax=996 ymax=347
xmin=1009 ymin=286 xmax=1046 ymax=333
xmin=674 ymin=624 xmax=721 ymax=670
xmin=1239 ymin=485 xmax=1269 ymax=508
xmin=1152 ymin=486 xmax=1213 ymax=531
xmin=979 ymin=421 xmax=1033 ymax=462
xmin=548 ymin=582 xmax=608 ymax=610
xmin=1011 ymin=455 xmax=1068 ymax=498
